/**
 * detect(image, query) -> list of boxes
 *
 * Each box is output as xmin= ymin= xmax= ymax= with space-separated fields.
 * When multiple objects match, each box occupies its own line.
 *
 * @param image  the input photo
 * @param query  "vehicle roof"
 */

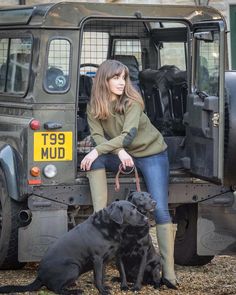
xmin=0 ymin=2 xmax=224 ymax=28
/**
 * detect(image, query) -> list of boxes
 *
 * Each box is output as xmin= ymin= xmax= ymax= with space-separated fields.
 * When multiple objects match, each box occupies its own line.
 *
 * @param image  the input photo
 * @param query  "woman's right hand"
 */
xmin=118 ymin=149 xmax=134 ymax=170
xmin=80 ymin=148 xmax=98 ymax=171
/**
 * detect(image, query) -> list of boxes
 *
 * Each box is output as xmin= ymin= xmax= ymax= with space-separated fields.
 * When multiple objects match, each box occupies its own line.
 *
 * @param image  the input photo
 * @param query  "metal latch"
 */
xmin=212 ymin=113 xmax=220 ymax=127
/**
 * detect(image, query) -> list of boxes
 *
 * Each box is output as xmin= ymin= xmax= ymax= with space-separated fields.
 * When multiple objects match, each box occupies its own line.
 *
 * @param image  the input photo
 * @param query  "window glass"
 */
xmin=0 ymin=39 xmax=8 ymax=92
xmin=114 ymin=39 xmax=142 ymax=70
xmin=45 ymin=39 xmax=70 ymax=92
xmin=160 ymin=42 xmax=186 ymax=70
xmin=0 ymin=37 xmax=32 ymax=94
xmin=80 ymin=32 xmax=109 ymax=77
xmin=195 ymin=31 xmax=219 ymax=96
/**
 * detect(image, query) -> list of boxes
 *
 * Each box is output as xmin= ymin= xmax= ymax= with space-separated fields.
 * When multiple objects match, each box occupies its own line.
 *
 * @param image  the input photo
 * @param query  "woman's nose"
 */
xmin=119 ymin=78 xmax=125 ymax=85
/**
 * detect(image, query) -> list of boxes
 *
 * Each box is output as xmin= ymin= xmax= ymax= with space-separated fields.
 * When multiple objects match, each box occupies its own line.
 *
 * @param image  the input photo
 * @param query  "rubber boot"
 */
xmin=156 ymin=223 xmax=178 ymax=289
xmin=86 ymin=169 xmax=108 ymax=212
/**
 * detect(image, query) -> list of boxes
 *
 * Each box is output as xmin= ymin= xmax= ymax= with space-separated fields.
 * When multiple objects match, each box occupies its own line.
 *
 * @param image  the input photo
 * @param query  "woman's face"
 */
xmin=108 ymin=70 xmax=126 ymax=100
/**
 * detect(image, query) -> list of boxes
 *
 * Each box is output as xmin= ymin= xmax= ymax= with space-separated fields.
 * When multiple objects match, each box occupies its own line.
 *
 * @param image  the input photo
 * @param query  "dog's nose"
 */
xmin=152 ymin=200 xmax=157 ymax=207
xmin=144 ymin=216 xmax=148 ymax=222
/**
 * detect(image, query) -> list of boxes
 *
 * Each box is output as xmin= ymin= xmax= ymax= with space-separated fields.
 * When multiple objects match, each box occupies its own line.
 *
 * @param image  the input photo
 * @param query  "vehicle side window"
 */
xmin=0 ymin=37 xmax=32 ymax=94
xmin=45 ymin=39 xmax=71 ymax=92
xmin=160 ymin=42 xmax=186 ymax=70
xmin=195 ymin=31 xmax=219 ymax=96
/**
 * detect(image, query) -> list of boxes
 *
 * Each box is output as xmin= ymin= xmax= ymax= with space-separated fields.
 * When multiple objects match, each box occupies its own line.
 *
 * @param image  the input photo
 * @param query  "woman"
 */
xmin=80 ymin=59 xmax=177 ymax=289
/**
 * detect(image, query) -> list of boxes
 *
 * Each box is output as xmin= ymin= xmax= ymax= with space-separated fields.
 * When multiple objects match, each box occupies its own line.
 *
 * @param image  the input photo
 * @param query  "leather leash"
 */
xmin=115 ymin=164 xmax=141 ymax=192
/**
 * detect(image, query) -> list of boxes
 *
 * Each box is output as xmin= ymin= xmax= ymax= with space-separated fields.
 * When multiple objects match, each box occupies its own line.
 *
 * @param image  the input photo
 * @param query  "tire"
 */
xmin=0 ymin=169 xmax=26 ymax=269
xmin=174 ymin=204 xmax=214 ymax=266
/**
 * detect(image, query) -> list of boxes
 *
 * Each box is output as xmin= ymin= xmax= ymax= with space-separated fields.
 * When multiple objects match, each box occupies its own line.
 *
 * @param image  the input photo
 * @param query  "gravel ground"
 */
xmin=0 ymin=228 xmax=235 ymax=295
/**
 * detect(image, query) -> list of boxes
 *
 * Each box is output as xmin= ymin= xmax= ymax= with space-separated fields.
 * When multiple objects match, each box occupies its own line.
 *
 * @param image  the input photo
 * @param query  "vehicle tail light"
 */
xmin=30 ymin=119 xmax=40 ymax=130
xmin=30 ymin=166 xmax=40 ymax=177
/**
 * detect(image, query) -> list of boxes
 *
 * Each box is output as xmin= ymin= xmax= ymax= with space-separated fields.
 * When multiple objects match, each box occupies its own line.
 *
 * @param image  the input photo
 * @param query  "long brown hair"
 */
xmin=90 ymin=59 xmax=144 ymax=120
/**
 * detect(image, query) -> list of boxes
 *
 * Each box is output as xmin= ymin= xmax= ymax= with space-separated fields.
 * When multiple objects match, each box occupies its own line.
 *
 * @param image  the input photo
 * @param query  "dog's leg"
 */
xmin=117 ymin=257 xmax=129 ymax=291
xmin=150 ymin=263 xmax=161 ymax=289
xmin=55 ymin=264 xmax=81 ymax=295
xmin=93 ymin=256 xmax=110 ymax=295
xmin=132 ymin=248 xmax=148 ymax=291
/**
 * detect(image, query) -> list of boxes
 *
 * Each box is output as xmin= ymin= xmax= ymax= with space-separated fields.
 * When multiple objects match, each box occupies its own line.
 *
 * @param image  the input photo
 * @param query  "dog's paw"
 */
xmin=63 ymin=289 xmax=83 ymax=295
xmin=104 ymin=285 xmax=111 ymax=291
xmin=131 ymin=285 xmax=141 ymax=292
xmin=120 ymin=284 xmax=129 ymax=291
xmin=153 ymin=282 xmax=161 ymax=289
xmin=110 ymin=276 xmax=120 ymax=283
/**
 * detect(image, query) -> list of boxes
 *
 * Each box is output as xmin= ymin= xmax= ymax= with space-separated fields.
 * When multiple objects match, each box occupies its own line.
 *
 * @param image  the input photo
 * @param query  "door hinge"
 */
xmin=212 ymin=113 xmax=220 ymax=127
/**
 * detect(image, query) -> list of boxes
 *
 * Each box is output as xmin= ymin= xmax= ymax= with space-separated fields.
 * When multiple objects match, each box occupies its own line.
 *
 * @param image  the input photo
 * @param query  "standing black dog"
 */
xmin=117 ymin=191 xmax=161 ymax=291
xmin=0 ymin=200 xmax=148 ymax=295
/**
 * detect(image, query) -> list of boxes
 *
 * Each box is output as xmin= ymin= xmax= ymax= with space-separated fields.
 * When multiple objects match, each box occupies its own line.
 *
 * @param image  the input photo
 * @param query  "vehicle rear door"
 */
xmin=184 ymin=21 xmax=225 ymax=184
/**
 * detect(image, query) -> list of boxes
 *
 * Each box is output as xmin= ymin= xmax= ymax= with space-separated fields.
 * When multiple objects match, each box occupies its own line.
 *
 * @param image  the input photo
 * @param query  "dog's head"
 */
xmin=127 ymin=191 xmax=157 ymax=215
xmin=105 ymin=200 xmax=148 ymax=227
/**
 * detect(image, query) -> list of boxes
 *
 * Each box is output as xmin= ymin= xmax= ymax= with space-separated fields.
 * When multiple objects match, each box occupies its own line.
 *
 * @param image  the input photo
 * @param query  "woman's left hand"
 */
xmin=118 ymin=149 xmax=134 ymax=170
xmin=80 ymin=149 xmax=98 ymax=171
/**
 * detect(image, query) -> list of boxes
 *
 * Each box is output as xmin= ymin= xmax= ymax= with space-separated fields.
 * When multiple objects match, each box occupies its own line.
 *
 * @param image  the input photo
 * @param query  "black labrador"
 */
xmin=117 ymin=191 xmax=161 ymax=291
xmin=0 ymin=200 xmax=148 ymax=295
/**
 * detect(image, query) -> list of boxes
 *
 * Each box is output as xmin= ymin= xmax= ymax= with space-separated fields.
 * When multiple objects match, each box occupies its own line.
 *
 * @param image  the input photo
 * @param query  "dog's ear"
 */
xmin=126 ymin=190 xmax=135 ymax=202
xmin=108 ymin=204 xmax=123 ymax=224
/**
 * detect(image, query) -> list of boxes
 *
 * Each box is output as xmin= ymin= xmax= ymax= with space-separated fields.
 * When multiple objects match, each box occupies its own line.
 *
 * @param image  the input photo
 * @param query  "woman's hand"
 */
xmin=118 ymin=149 xmax=134 ymax=170
xmin=80 ymin=149 xmax=98 ymax=171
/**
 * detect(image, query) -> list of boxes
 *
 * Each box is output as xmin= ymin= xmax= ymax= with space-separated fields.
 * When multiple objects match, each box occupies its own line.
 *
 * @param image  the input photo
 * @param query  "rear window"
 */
xmin=0 ymin=36 xmax=32 ymax=94
xmin=160 ymin=42 xmax=186 ymax=70
xmin=195 ymin=31 xmax=219 ymax=96
xmin=113 ymin=39 xmax=142 ymax=70
xmin=80 ymin=32 xmax=109 ymax=77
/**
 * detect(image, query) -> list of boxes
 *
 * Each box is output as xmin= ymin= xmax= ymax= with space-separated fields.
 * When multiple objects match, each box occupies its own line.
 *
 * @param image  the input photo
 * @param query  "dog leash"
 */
xmin=115 ymin=164 xmax=141 ymax=192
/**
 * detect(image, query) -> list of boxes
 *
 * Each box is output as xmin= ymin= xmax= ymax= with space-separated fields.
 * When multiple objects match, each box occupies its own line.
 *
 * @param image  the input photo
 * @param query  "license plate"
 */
xmin=34 ymin=132 xmax=72 ymax=161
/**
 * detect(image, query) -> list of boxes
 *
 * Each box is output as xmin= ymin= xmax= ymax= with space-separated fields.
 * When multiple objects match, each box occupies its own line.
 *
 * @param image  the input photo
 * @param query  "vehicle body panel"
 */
xmin=0 ymin=2 xmax=235 ymax=264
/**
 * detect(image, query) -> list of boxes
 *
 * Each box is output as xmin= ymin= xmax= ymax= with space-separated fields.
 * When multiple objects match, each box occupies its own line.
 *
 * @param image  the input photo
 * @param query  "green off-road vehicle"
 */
xmin=0 ymin=2 xmax=235 ymax=269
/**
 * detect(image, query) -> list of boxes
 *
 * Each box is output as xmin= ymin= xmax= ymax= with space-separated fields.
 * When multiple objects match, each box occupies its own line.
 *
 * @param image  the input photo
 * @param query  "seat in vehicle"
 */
xmin=139 ymin=65 xmax=187 ymax=136
xmin=113 ymin=55 xmax=141 ymax=92
xmin=77 ymin=74 xmax=93 ymax=141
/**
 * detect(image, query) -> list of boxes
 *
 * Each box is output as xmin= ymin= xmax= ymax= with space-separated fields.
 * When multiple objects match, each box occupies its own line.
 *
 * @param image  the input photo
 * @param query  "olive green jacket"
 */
xmin=87 ymin=101 xmax=167 ymax=157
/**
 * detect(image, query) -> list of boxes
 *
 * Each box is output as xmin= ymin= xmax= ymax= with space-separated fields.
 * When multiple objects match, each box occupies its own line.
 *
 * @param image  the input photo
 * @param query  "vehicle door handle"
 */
xmin=44 ymin=122 xmax=63 ymax=130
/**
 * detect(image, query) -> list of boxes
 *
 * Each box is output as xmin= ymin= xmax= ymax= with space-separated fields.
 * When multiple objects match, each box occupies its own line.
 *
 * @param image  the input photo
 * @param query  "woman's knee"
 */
xmin=154 ymin=208 xmax=172 ymax=224
xmin=90 ymin=154 xmax=120 ymax=171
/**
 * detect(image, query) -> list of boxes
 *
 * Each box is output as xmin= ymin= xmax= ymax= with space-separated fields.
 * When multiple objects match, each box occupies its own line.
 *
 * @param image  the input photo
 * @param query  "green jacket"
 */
xmin=87 ymin=100 xmax=167 ymax=157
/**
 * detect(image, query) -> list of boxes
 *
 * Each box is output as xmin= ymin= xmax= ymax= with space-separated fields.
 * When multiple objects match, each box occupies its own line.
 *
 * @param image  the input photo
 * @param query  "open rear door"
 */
xmin=184 ymin=23 xmax=225 ymax=183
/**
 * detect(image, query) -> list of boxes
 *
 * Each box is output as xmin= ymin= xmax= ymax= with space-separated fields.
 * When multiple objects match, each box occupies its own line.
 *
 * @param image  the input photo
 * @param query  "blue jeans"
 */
xmin=90 ymin=150 xmax=171 ymax=224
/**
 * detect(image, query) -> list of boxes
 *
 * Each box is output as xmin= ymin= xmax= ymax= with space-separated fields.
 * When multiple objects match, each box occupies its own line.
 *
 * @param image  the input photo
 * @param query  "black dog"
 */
xmin=117 ymin=191 xmax=161 ymax=291
xmin=0 ymin=200 xmax=148 ymax=295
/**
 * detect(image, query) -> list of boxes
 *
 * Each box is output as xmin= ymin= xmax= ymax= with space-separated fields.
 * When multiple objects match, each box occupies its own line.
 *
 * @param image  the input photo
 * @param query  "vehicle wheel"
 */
xmin=174 ymin=204 xmax=214 ymax=266
xmin=0 ymin=169 xmax=26 ymax=269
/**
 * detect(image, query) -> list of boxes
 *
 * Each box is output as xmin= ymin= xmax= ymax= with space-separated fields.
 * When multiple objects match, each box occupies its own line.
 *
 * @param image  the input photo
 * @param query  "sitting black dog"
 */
xmin=117 ymin=191 xmax=161 ymax=291
xmin=0 ymin=200 xmax=148 ymax=295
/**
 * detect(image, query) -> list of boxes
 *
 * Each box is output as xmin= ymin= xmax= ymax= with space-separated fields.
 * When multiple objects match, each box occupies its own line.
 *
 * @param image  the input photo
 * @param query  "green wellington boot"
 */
xmin=156 ymin=223 xmax=178 ymax=289
xmin=86 ymin=168 xmax=108 ymax=212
